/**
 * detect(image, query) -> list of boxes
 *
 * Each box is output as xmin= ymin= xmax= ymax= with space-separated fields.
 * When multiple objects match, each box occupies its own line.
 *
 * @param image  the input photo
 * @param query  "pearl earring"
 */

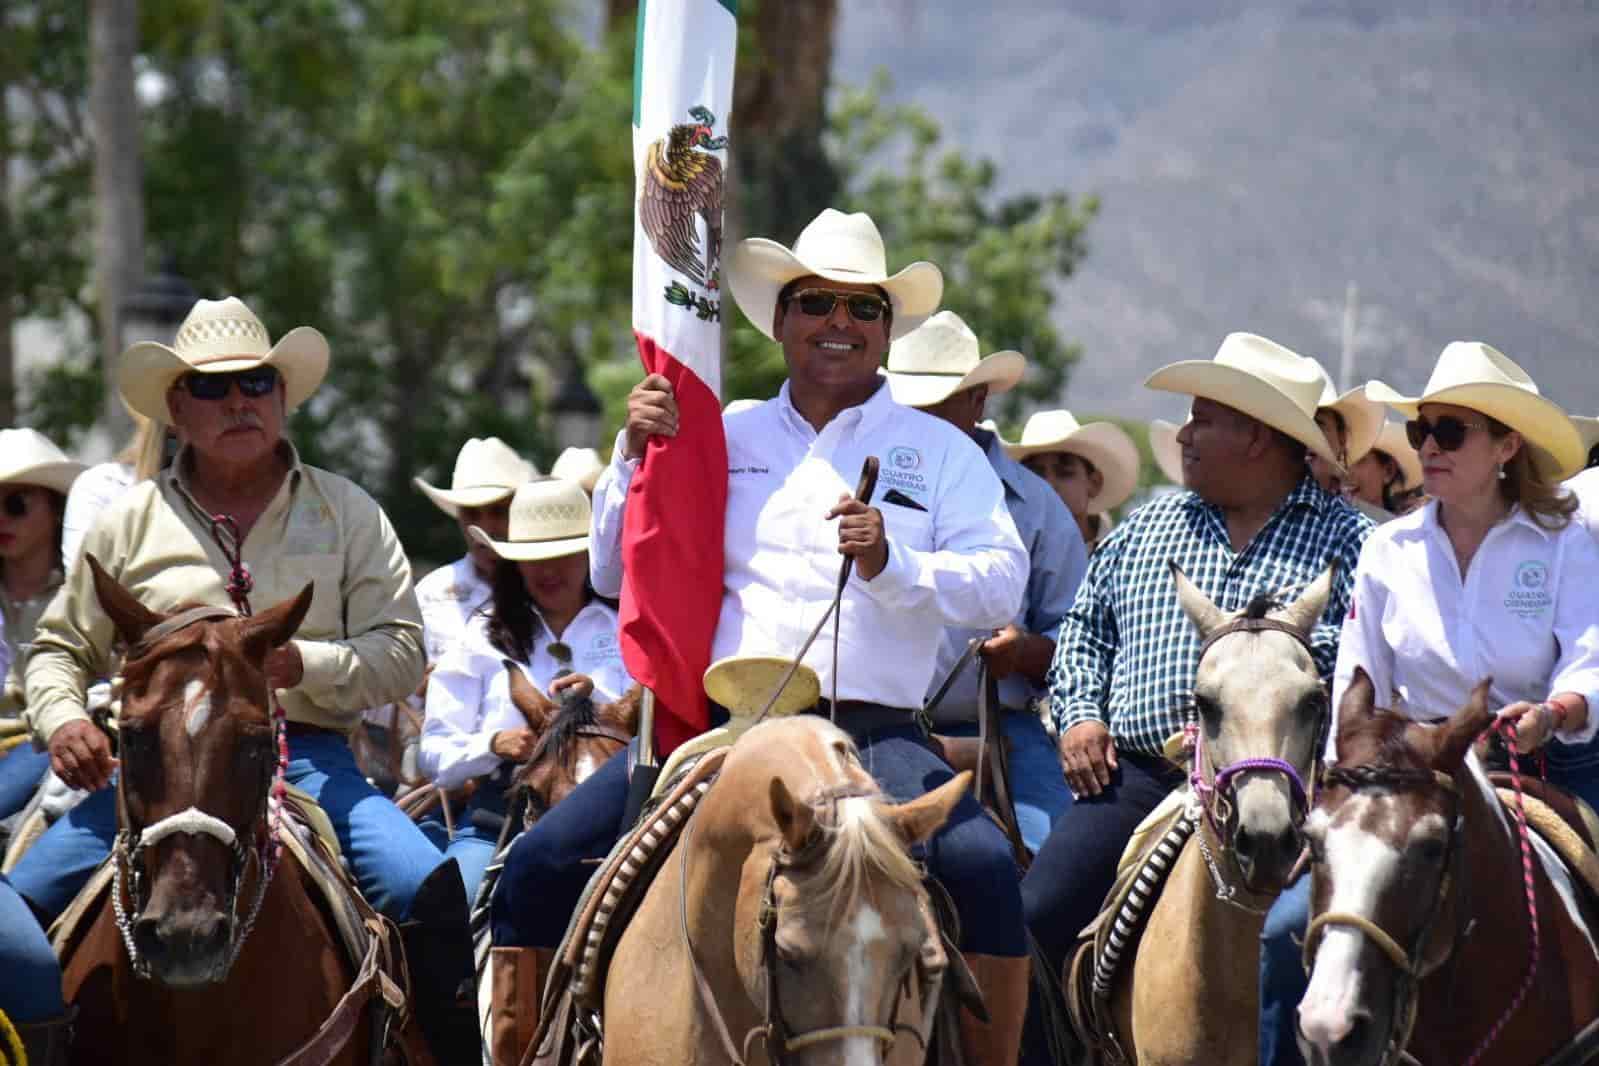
xmin=1496 ymin=463 xmax=1506 ymax=480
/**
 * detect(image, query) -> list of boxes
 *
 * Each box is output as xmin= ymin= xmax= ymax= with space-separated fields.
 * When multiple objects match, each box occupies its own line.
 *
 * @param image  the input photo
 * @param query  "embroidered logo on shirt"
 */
xmin=1505 ymin=560 xmax=1552 ymax=618
xmin=729 ymin=466 xmax=771 ymax=475
xmin=888 ymin=446 xmax=922 ymax=472
xmin=879 ymin=446 xmax=932 ymax=505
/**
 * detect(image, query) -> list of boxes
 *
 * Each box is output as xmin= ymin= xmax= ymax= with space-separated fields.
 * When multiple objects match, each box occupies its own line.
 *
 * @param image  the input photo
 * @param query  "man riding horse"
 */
xmin=488 ymin=207 xmax=1035 ymax=1066
xmin=13 ymin=297 xmax=475 ymax=1062
xmin=1017 ymin=333 xmax=1374 ymax=1063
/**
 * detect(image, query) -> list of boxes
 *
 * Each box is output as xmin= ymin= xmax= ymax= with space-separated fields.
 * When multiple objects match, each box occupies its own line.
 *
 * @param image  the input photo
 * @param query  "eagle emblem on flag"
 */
xmin=640 ymin=105 xmax=728 ymax=291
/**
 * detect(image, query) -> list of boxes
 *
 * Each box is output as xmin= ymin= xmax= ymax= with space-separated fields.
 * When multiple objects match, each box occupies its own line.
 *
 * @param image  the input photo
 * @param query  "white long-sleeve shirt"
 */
xmin=414 ymin=556 xmax=493 ymax=665
xmin=590 ymin=379 xmax=1028 ymax=712
xmin=418 ymin=601 xmax=630 ymax=789
xmin=1329 ymin=500 xmax=1599 ymax=759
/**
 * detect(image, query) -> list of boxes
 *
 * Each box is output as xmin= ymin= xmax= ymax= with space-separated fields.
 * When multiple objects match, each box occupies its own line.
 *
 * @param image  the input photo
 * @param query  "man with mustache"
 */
xmin=15 ymin=298 xmax=475 ymax=1061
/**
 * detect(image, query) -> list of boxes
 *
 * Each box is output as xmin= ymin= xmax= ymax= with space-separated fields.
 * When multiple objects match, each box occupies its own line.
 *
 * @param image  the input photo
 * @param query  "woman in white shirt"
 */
xmin=1259 ymin=341 xmax=1599 ymax=1066
xmin=418 ymin=478 xmax=630 ymax=902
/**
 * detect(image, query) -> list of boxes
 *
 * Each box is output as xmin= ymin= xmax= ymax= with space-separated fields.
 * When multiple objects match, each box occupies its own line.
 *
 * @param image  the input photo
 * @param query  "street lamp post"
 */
xmin=550 ymin=361 xmax=602 ymax=453
xmin=121 ymin=257 xmax=199 ymax=352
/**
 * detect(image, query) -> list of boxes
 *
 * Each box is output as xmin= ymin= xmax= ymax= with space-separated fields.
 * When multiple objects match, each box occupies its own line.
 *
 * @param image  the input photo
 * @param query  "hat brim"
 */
xmin=1363 ymin=427 xmax=1424 ymax=493
xmin=1149 ymin=420 xmax=1186 ymax=486
xmin=883 ymin=351 xmax=1026 ymax=408
xmin=1146 ymin=361 xmax=1344 ymax=472
xmin=0 ymin=460 xmax=86 ymax=497
xmin=1326 ymin=389 xmax=1384 ymax=466
xmin=118 ymin=326 xmax=330 ymax=424
xmin=1006 ymin=422 xmax=1141 ymax=514
xmin=468 ymin=525 xmax=589 ymax=562
xmin=1365 ymin=380 xmax=1586 ymax=480
xmin=726 ymin=240 xmax=944 ymax=342
xmin=414 ymin=478 xmax=519 ymax=519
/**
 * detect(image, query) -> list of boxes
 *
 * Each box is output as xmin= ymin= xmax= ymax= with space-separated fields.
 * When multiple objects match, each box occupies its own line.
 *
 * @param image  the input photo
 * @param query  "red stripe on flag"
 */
xmin=618 ymin=332 xmax=727 ymax=756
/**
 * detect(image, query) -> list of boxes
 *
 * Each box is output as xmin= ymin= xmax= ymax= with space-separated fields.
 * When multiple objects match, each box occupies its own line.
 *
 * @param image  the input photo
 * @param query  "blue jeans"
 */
xmin=11 ymin=730 xmax=446 ymax=922
xmin=493 ymin=720 xmax=1029 ymax=957
xmin=419 ymin=777 xmax=509 ymax=905
xmin=0 ymin=745 xmax=50 ymax=821
xmin=0 ymin=873 xmax=63 ymax=1022
xmin=940 ymin=712 xmax=1072 ymax=854
xmin=1259 ymin=876 xmax=1311 ymax=1066
xmin=1547 ymin=733 xmax=1599 ymax=813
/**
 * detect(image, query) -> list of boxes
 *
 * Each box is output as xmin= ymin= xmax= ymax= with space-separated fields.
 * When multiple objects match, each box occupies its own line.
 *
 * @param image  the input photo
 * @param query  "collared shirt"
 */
xmin=25 ymin=443 xmax=424 ymax=743
xmin=924 ymin=427 xmax=1086 ymax=724
xmin=419 ymin=600 xmax=630 ymax=789
xmin=1328 ymin=501 xmax=1599 ymax=757
xmin=1049 ymin=475 xmax=1371 ymax=757
xmin=591 ymin=380 xmax=1028 ymax=711
xmin=2 ymin=569 xmax=64 ymax=716
xmin=1567 ymin=467 xmax=1599 ymax=546
xmin=61 ymin=461 xmax=137 ymax=572
xmin=415 ymin=556 xmax=493 ymax=665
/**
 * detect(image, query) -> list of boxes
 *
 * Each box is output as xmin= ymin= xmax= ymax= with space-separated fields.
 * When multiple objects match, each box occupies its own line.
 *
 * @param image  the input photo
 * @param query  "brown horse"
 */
xmin=1082 ymin=565 xmax=1333 ymax=1066
xmin=503 ymin=666 xmax=640 ymax=829
xmin=601 ymin=716 xmax=967 ymax=1066
xmin=58 ymin=557 xmax=432 ymax=1066
xmin=1298 ymin=671 xmax=1599 ymax=1066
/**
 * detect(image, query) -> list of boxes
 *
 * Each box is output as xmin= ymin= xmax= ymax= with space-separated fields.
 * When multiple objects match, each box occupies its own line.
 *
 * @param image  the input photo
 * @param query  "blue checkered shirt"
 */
xmin=1048 ymin=476 xmax=1373 ymax=757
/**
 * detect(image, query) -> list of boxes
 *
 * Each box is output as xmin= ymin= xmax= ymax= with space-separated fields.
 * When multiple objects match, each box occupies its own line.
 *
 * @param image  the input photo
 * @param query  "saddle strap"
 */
xmin=275 ymin=918 xmax=405 ymax=1066
xmin=978 ymin=662 xmax=1030 ymax=866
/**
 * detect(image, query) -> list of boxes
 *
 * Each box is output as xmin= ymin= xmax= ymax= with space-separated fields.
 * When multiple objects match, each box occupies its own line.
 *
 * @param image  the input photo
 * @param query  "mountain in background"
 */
xmin=835 ymin=0 xmax=1599 ymax=422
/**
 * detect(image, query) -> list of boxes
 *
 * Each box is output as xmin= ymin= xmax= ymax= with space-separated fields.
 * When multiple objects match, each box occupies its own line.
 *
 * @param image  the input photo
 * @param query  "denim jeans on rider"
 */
xmin=0 ymin=873 xmax=63 ymax=1023
xmin=0 ymin=745 xmax=51 ymax=821
xmin=419 ymin=776 xmax=510 ymax=906
xmin=938 ymin=711 xmax=1073 ymax=855
xmin=10 ymin=730 xmax=447 ymax=922
xmin=1259 ymin=875 xmax=1312 ymax=1066
xmin=492 ymin=720 xmax=1029 ymax=957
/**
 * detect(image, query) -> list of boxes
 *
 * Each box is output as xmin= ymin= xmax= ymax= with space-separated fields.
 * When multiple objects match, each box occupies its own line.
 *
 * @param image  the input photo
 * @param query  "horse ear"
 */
xmin=769 ymin=777 xmax=816 ymax=853
xmin=1434 ymin=677 xmax=1494 ymax=770
xmin=1277 ymin=562 xmax=1336 ymax=637
xmin=1169 ymin=562 xmax=1226 ymax=641
xmin=602 ymin=684 xmax=644 ymax=734
xmin=1334 ymin=668 xmax=1376 ymax=760
xmin=240 ymin=583 xmax=314 ymax=661
xmin=884 ymin=770 xmax=972 ymax=848
xmin=86 ymin=553 xmax=162 ymax=647
xmin=504 ymin=662 xmax=554 ymax=732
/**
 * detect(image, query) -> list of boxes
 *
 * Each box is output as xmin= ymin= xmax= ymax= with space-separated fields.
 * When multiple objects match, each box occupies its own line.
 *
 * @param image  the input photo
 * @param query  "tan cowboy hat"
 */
xmin=0 ymin=429 xmax=84 ymax=495
xmin=883 ymin=311 xmax=1025 ymax=408
xmin=727 ymin=208 xmax=943 ymax=341
xmin=1315 ymin=369 xmax=1384 ymax=466
xmin=1149 ymin=419 xmax=1185 ymax=485
xmin=467 ymin=478 xmax=590 ymax=562
xmin=118 ymin=297 xmax=329 ymax=423
xmin=1003 ymin=410 xmax=1140 ymax=514
xmin=1145 ymin=333 xmax=1344 ymax=471
xmin=550 ymin=447 xmax=604 ymax=494
xmin=414 ymin=437 xmax=538 ymax=518
xmin=1365 ymin=341 xmax=1586 ymax=480
xmin=1365 ymin=421 xmax=1423 ymax=492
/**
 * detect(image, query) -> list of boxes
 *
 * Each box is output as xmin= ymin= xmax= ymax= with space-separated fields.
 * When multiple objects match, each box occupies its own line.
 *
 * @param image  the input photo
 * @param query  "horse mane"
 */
xmin=798 ymin=792 xmax=922 ymax=920
xmin=1241 ymin=593 xmax=1283 ymax=621
xmin=542 ymin=687 xmax=599 ymax=767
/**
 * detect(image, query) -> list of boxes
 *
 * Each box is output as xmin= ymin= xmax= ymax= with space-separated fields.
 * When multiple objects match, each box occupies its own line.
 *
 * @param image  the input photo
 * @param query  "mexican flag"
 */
xmin=619 ymin=0 xmax=736 ymax=757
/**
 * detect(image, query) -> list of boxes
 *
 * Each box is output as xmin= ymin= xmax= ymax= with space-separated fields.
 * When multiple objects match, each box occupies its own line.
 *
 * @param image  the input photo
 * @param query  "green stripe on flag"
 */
xmin=632 ymin=0 xmax=647 ymax=128
xmin=716 ymin=0 xmax=737 ymax=16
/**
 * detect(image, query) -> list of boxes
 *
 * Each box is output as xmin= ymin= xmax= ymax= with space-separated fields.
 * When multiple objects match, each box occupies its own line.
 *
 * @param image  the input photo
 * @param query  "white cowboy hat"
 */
xmin=1365 ymin=341 xmax=1586 ymax=480
xmin=1149 ymin=419 xmax=1185 ymax=485
xmin=1315 ymin=369 xmax=1384 ymax=467
xmin=468 ymin=478 xmax=590 ymax=562
xmin=550 ymin=447 xmax=605 ymax=494
xmin=883 ymin=311 xmax=1025 ymax=408
xmin=1570 ymin=415 xmax=1599 ymax=457
xmin=1365 ymin=421 xmax=1423 ymax=492
xmin=1145 ymin=333 xmax=1344 ymax=471
xmin=0 ymin=429 xmax=85 ymax=495
xmin=1003 ymin=410 xmax=1140 ymax=514
xmin=118 ymin=297 xmax=329 ymax=423
xmin=726 ymin=208 xmax=943 ymax=341
xmin=414 ymin=437 xmax=538 ymax=518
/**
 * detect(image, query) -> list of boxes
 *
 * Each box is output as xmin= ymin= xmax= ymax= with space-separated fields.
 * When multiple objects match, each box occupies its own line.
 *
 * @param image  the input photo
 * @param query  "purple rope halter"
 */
xmin=1188 ymin=727 xmax=1310 ymax=839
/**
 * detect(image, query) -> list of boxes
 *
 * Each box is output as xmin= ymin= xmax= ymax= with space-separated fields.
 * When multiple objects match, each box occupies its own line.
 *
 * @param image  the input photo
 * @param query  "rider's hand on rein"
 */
xmin=827 ymin=495 xmax=888 ymax=580
xmin=491 ymin=728 xmax=538 ymax=762
xmin=48 ymin=717 xmax=119 ymax=792
xmin=1495 ymin=699 xmax=1565 ymax=754
xmin=264 ymin=642 xmax=304 ymax=691
xmin=550 ymin=672 xmax=594 ymax=701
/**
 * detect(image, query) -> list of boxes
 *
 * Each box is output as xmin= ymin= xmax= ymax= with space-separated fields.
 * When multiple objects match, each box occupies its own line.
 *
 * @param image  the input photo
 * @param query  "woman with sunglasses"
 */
xmin=1258 ymin=341 xmax=1599 ymax=1066
xmin=418 ymin=478 xmax=631 ymax=902
xmin=0 ymin=430 xmax=84 ymax=823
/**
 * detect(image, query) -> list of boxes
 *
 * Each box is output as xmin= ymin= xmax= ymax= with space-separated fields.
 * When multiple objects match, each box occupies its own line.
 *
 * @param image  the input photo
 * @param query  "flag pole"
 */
xmin=623 ymin=688 xmax=660 ymax=826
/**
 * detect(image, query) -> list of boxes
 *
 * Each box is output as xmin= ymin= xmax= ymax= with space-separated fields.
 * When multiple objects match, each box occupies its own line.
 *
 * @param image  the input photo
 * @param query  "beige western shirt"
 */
xmin=24 ymin=444 xmax=424 ymax=743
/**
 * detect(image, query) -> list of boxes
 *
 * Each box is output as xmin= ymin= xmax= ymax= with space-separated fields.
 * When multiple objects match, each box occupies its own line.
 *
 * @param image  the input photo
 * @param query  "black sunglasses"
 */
xmin=785 ymin=288 xmax=889 ymax=323
xmin=181 ymin=366 xmax=280 ymax=401
xmin=1405 ymin=415 xmax=1489 ymax=452
xmin=2 ymin=490 xmax=30 ymax=519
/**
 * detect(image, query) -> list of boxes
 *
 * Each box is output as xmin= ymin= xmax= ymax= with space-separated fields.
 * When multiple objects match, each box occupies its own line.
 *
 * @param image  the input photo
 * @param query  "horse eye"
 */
xmin=1192 ymin=693 xmax=1221 ymax=721
xmin=1412 ymin=836 xmax=1446 ymax=863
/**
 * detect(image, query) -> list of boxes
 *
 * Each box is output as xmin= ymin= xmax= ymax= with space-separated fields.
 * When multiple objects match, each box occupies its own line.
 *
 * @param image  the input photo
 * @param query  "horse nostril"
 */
xmin=1235 ymin=828 xmax=1259 ymax=862
xmin=1277 ymin=826 xmax=1301 ymax=861
xmin=133 ymin=917 xmax=165 ymax=963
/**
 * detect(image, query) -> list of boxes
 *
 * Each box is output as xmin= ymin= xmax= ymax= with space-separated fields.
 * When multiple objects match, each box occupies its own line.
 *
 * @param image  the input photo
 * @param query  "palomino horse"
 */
xmin=601 ymin=716 xmax=967 ymax=1066
xmin=1298 ymin=671 xmax=1599 ymax=1066
xmin=1086 ymin=565 xmax=1333 ymax=1065
xmin=57 ymin=557 xmax=432 ymax=1065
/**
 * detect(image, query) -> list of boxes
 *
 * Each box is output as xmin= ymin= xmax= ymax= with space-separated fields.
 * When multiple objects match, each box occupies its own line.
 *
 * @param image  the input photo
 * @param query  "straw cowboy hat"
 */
xmin=1571 ymin=415 xmax=1599 ymax=458
xmin=1366 ymin=421 xmax=1423 ymax=492
xmin=119 ymin=297 xmax=329 ymax=423
xmin=1003 ymin=410 xmax=1140 ymax=514
xmin=1148 ymin=419 xmax=1185 ymax=485
xmin=1315 ymin=369 xmax=1384 ymax=466
xmin=1365 ymin=341 xmax=1586 ymax=480
xmin=414 ymin=437 xmax=538 ymax=518
xmin=0 ymin=429 xmax=85 ymax=495
xmin=1145 ymin=333 xmax=1344 ymax=471
xmin=468 ymin=478 xmax=590 ymax=562
xmin=883 ymin=311 xmax=1025 ymax=408
xmin=550 ymin=447 xmax=605 ymax=493
xmin=726 ymin=209 xmax=943 ymax=341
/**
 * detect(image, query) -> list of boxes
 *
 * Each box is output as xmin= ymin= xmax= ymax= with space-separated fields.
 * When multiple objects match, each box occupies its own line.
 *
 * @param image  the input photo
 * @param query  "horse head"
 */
xmin=1174 ymin=562 xmax=1334 ymax=892
xmin=506 ymin=667 xmax=638 ymax=826
xmin=88 ymin=554 xmax=312 ymax=987
xmin=1297 ymin=669 xmax=1491 ymax=1066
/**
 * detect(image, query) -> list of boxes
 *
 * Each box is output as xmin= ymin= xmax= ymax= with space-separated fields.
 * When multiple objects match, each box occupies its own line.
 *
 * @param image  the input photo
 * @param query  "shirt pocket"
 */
xmin=880 ymin=505 xmax=935 ymax=553
xmin=282 ymin=554 xmax=345 ymax=640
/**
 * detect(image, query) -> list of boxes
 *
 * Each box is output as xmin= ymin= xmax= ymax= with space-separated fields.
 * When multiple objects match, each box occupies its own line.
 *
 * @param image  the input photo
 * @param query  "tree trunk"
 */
xmin=0 ymin=90 xmax=15 ymax=427
xmin=90 ymin=0 xmax=144 ymax=444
